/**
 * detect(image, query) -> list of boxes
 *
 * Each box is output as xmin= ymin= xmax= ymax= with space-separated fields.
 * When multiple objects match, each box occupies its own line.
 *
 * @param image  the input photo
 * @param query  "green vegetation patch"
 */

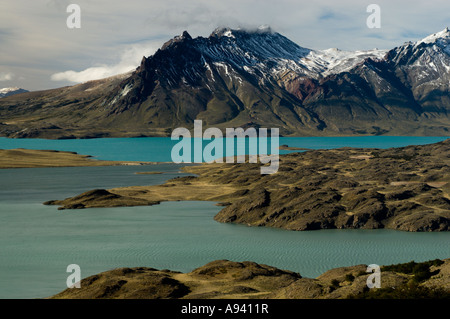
xmin=349 ymin=283 xmax=450 ymax=299
xmin=381 ymin=259 xmax=444 ymax=283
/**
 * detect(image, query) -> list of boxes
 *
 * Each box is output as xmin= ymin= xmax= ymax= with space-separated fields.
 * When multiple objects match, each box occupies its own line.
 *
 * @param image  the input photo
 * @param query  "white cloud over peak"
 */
xmin=0 ymin=72 xmax=14 ymax=81
xmin=51 ymin=43 xmax=160 ymax=83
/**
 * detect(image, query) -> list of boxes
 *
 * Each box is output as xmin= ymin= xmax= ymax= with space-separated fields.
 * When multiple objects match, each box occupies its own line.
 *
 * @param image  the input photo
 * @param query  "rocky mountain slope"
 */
xmin=1 ymin=27 xmax=449 ymax=138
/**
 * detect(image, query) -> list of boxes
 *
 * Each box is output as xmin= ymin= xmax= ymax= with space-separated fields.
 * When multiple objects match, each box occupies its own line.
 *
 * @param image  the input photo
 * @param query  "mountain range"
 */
xmin=0 ymin=27 xmax=449 ymax=139
xmin=0 ymin=87 xmax=29 ymax=99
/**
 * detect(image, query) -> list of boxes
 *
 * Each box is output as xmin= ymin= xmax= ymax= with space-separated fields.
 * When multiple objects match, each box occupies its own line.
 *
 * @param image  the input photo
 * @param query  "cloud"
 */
xmin=51 ymin=42 xmax=159 ymax=83
xmin=0 ymin=72 xmax=14 ymax=81
xmin=51 ymin=66 xmax=131 ymax=83
xmin=2 ymin=0 xmax=449 ymax=90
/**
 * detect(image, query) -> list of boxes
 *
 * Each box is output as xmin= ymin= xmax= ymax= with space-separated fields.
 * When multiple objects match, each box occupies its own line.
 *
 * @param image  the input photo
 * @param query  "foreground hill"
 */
xmin=50 ymin=258 xmax=450 ymax=299
xmin=1 ymin=27 xmax=449 ymax=138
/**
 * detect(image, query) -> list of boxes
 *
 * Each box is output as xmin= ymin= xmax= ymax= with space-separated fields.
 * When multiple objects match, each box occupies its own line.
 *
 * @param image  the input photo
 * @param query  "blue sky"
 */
xmin=0 ymin=0 xmax=449 ymax=90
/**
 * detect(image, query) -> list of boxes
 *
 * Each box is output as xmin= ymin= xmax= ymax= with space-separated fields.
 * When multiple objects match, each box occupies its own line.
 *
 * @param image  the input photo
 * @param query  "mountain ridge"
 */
xmin=0 ymin=87 xmax=29 ymax=98
xmin=0 ymin=27 xmax=449 ymax=139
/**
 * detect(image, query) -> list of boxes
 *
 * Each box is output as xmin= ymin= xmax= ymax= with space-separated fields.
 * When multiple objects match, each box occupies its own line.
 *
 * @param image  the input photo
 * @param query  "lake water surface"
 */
xmin=0 ymin=136 xmax=449 ymax=299
xmin=0 ymin=136 xmax=448 ymax=161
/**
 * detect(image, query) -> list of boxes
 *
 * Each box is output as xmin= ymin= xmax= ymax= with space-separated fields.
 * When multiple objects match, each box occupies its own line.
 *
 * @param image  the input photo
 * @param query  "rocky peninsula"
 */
xmin=44 ymin=139 xmax=450 ymax=232
xmin=0 ymin=148 xmax=153 ymax=168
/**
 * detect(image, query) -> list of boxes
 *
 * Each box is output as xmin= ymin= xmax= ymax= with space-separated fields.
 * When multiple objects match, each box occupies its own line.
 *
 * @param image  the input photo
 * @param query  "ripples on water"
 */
xmin=1 ymin=199 xmax=449 ymax=299
xmin=0 ymin=137 xmax=449 ymax=298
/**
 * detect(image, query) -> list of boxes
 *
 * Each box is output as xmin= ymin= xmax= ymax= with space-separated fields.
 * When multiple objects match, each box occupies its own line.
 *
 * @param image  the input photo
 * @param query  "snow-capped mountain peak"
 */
xmin=0 ymin=87 xmax=29 ymax=98
xmin=210 ymin=27 xmax=235 ymax=38
xmin=417 ymin=27 xmax=449 ymax=45
xmin=202 ymin=27 xmax=388 ymax=78
xmin=0 ymin=87 xmax=20 ymax=94
xmin=413 ymin=27 xmax=450 ymax=56
xmin=299 ymin=47 xmax=387 ymax=77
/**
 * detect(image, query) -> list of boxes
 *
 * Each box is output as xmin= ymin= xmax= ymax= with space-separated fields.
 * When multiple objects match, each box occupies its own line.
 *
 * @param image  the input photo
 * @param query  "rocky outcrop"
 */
xmin=44 ymin=189 xmax=160 ymax=210
xmin=44 ymin=139 xmax=450 ymax=231
xmin=212 ymin=140 xmax=450 ymax=231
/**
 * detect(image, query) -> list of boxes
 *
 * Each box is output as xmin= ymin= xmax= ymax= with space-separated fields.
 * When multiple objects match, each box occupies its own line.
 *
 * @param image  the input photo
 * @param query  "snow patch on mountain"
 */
xmin=414 ymin=27 xmax=450 ymax=58
xmin=0 ymin=87 xmax=29 ymax=98
xmin=119 ymin=83 xmax=133 ymax=97
xmin=299 ymin=48 xmax=387 ymax=77
xmin=201 ymin=27 xmax=388 ymax=81
xmin=417 ymin=27 xmax=449 ymax=45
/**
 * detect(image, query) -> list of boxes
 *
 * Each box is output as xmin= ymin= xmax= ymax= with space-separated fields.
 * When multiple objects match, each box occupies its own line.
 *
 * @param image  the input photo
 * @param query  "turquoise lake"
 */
xmin=0 ymin=136 xmax=448 ymax=162
xmin=0 ymin=136 xmax=449 ymax=299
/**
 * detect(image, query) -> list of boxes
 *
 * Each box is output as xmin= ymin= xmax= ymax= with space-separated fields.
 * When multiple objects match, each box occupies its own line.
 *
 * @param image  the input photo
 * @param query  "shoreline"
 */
xmin=1 ymin=143 xmax=448 ymax=299
xmin=44 ymin=139 xmax=450 ymax=232
xmin=0 ymin=148 xmax=156 ymax=169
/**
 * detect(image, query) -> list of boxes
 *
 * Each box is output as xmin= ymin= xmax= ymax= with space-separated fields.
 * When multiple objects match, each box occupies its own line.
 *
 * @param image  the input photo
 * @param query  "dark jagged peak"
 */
xmin=181 ymin=30 xmax=192 ymax=40
xmin=140 ymin=26 xmax=312 ymax=80
xmin=161 ymin=30 xmax=192 ymax=50
xmin=138 ymin=55 xmax=146 ymax=67
xmin=143 ymin=26 xmax=312 ymax=70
